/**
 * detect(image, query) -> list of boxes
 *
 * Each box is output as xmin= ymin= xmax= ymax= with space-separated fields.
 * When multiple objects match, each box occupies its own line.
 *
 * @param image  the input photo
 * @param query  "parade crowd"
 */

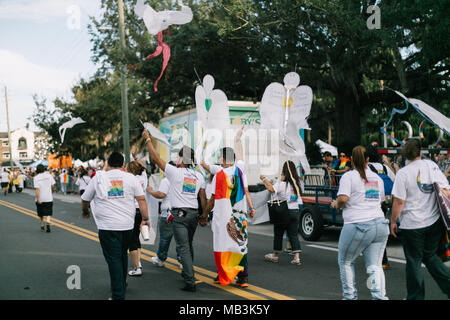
xmin=2 ymin=134 xmax=450 ymax=301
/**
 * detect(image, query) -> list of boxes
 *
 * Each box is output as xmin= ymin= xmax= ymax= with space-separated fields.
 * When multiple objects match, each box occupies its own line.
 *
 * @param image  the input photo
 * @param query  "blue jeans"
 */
xmin=157 ymin=215 xmax=181 ymax=263
xmin=98 ymin=229 xmax=132 ymax=300
xmin=338 ymin=217 xmax=389 ymax=300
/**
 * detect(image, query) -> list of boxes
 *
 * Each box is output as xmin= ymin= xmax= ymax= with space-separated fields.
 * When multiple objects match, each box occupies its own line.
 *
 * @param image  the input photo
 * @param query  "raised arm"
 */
xmin=142 ymin=130 xmax=166 ymax=171
xmin=260 ymin=174 xmax=275 ymax=193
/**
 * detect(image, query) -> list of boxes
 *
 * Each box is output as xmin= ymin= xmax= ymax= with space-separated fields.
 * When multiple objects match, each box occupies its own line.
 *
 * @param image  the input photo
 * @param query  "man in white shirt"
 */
xmin=33 ymin=164 xmax=56 ymax=232
xmin=1 ymin=168 xmax=10 ymax=196
xmin=81 ymin=152 xmax=150 ymax=300
xmin=391 ymin=139 xmax=450 ymax=300
xmin=142 ymin=130 xmax=206 ymax=292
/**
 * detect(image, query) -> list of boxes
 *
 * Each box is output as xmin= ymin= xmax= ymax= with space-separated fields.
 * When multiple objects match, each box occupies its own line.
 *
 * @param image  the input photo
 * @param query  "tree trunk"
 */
xmin=334 ymin=89 xmax=361 ymax=153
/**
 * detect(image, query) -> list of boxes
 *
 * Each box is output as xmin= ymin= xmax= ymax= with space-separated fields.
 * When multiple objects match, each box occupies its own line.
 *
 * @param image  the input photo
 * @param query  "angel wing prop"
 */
xmin=195 ymin=74 xmax=230 ymax=163
xmin=59 ymin=117 xmax=85 ymax=143
xmin=135 ymin=0 xmax=193 ymax=92
xmin=259 ymin=72 xmax=313 ymax=173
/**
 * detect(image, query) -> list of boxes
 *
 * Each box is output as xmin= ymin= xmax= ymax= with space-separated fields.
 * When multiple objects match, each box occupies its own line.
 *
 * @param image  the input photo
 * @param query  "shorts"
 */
xmin=1 ymin=182 xmax=8 ymax=188
xmin=128 ymin=209 xmax=142 ymax=251
xmin=36 ymin=202 xmax=53 ymax=217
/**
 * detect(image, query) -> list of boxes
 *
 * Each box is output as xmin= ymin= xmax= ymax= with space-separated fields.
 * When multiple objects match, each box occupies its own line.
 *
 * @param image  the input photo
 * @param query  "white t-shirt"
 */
xmin=81 ymin=169 xmax=145 ymax=231
xmin=368 ymin=162 xmax=395 ymax=182
xmin=164 ymin=164 xmax=205 ymax=209
xmin=76 ymin=176 xmax=91 ymax=191
xmin=59 ymin=173 xmax=66 ymax=183
xmin=33 ymin=172 xmax=56 ymax=203
xmin=392 ymin=159 xmax=449 ymax=230
xmin=209 ymin=160 xmax=249 ymax=187
xmin=1 ymin=171 xmax=9 ymax=182
xmin=273 ymin=180 xmax=303 ymax=210
xmin=337 ymin=169 xmax=385 ymax=224
xmin=158 ymin=177 xmax=171 ymax=212
xmin=18 ymin=174 xmax=24 ymax=188
xmin=134 ymin=171 xmax=148 ymax=209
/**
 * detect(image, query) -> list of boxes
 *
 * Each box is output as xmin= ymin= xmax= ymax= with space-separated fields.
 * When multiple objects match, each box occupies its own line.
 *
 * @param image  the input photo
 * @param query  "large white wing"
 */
xmin=259 ymin=82 xmax=285 ymax=130
xmin=290 ymin=85 xmax=313 ymax=130
xmin=139 ymin=1 xmax=192 ymax=36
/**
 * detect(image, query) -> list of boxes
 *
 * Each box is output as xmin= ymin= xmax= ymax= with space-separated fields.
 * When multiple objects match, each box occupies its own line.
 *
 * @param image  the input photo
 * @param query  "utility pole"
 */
xmin=4 ymin=86 xmax=13 ymax=168
xmin=118 ymin=0 xmax=130 ymax=163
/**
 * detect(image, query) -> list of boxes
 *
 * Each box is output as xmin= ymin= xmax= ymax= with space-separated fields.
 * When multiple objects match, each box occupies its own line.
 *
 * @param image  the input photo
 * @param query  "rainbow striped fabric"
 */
xmin=212 ymin=166 xmax=248 ymax=285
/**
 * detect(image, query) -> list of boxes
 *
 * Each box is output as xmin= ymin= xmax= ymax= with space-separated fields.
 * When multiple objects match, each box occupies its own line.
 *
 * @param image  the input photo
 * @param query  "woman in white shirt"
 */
xmin=331 ymin=146 xmax=389 ymax=300
xmin=33 ymin=164 xmax=56 ymax=232
xmin=260 ymin=160 xmax=303 ymax=265
xmin=75 ymin=169 xmax=91 ymax=196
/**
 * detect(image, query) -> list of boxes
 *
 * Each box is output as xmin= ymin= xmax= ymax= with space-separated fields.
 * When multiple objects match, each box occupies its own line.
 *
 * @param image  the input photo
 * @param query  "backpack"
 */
xmin=368 ymin=163 xmax=393 ymax=196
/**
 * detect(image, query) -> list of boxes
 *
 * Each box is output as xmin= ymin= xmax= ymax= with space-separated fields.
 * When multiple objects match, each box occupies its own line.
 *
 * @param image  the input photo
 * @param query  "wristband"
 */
xmin=143 ymin=218 xmax=149 ymax=222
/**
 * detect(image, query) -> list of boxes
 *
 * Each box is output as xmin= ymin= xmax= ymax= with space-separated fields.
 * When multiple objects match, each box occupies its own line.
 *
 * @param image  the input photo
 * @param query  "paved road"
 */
xmin=0 ymin=190 xmax=448 ymax=301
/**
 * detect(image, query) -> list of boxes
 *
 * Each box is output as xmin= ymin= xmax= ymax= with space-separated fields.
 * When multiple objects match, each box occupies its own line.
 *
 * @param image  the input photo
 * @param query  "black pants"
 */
xmin=98 ymin=229 xmax=132 ymax=300
xmin=129 ymin=209 xmax=142 ymax=251
xmin=273 ymin=209 xmax=301 ymax=252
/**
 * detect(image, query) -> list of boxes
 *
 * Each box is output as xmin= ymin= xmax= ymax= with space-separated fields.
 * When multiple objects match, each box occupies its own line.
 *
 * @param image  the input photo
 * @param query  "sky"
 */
xmin=0 ymin=0 xmax=104 ymax=132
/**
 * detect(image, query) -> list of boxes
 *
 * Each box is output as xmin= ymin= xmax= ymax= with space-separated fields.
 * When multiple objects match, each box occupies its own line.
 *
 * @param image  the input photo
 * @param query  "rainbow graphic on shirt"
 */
xmin=182 ymin=176 xmax=197 ymax=194
xmin=212 ymin=167 xmax=247 ymax=285
xmin=417 ymin=172 xmax=434 ymax=194
xmin=364 ymin=181 xmax=380 ymax=200
xmin=108 ymin=180 xmax=124 ymax=198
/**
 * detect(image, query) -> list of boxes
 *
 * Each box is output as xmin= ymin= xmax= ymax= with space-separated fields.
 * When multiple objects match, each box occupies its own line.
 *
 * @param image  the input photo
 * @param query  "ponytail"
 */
xmin=352 ymin=146 xmax=369 ymax=182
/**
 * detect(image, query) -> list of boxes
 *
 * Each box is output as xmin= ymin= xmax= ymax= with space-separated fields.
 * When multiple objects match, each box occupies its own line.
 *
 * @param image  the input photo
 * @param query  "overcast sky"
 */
xmin=0 ymin=0 xmax=103 ymax=132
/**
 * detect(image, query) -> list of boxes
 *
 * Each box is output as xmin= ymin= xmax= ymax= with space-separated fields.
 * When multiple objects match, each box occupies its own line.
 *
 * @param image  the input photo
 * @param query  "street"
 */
xmin=0 ymin=190 xmax=448 ymax=301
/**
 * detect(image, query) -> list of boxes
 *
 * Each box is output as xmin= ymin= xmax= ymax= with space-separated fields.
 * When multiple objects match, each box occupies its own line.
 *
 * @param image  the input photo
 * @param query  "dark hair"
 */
xmin=36 ymin=164 xmax=46 ymax=174
xmin=323 ymin=151 xmax=332 ymax=157
xmin=108 ymin=152 xmax=124 ymax=168
xmin=178 ymin=146 xmax=196 ymax=167
xmin=402 ymin=139 xmax=421 ymax=160
xmin=221 ymin=147 xmax=235 ymax=164
xmin=352 ymin=146 xmax=369 ymax=182
xmin=282 ymin=161 xmax=302 ymax=197
xmin=366 ymin=144 xmax=380 ymax=163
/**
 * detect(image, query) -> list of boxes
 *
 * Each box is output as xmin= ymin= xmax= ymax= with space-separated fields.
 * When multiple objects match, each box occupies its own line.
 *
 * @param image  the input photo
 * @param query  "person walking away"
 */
xmin=146 ymin=163 xmax=182 ymax=269
xmin=75 ymin=169 xmax=91 ymax=196
xmin=126 ymin=160 xmax=148 ymax=277
xmin=33 ymin=164 xmax=56 ymax=232
xmin=1 ymin=168 xmax=9 ymax=195
xmin=260 ymin=161 xmax=303 ymax=265
xmin=17 ymin=171 xmax=25 ymax=192
xmin=81 ymin=152 xmax=150 ymax=300
xmin=390 ymin=139 xmax=450 ymax=300
xmin=142 ymin=130 xmax=206 ymax=292
xmin=366 ymin=145 xmax=395 ymax=270
xmin=60 ymin=169 xmax=68 ymax=195
xmin=331 ymin=146 xmax=389 ymax=300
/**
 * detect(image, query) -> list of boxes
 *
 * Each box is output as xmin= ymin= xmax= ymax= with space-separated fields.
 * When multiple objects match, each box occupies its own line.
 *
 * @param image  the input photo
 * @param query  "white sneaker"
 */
xmin=128 ymin=267 xmax=142 ymax=276
xmin=151 ymin=256 xmax=164 ymax=267
xmin=178 ymin=263 xmax=183 ymax=270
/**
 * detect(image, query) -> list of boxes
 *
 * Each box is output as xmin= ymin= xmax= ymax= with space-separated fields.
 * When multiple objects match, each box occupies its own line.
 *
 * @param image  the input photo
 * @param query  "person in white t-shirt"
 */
xmin=1 ymin=168 xmax=10 ymax=195
xmin=33 ymin=164 xmax=56 ymax=232
xmin=260 ymin=160 xmax=303 ymax=265
xmin=75 ymin=168 xmax=91 ymax=196
xmin=142 ymin=130 xmax=206 ymax=292
xmin=331 ymin=146 xmax=389 ymax=300
xmin=125 ymin=160 xmax=148 ymax=277
xmin=146 ymin=163 xmax=182 ymax=269
xmin=81 ymin=152 xmax=150 ymax=300
xmin=390 ymin=139 xmax=450 ymax=300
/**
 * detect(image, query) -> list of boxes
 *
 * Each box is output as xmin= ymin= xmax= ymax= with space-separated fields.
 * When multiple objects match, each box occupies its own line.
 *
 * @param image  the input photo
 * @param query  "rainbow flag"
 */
xmin=63 ymin=173 xmax=69 ymax=184
xmin=212 ymin=166 xmax=247 ymax=285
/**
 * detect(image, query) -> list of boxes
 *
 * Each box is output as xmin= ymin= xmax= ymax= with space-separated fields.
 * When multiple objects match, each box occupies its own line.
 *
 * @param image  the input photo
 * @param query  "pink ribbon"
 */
xmin=146 ymin=30 xmax=171 ymax=92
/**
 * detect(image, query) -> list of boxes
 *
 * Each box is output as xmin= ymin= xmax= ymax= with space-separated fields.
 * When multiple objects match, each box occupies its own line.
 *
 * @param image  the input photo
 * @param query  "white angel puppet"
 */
xmin=259 ymin=72 xmax=313 ymax=173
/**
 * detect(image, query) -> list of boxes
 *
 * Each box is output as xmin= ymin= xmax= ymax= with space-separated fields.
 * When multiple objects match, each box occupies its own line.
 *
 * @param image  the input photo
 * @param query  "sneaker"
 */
xmin=128 ymin=267 xmax=142 ymax=276
xmin=151 ymin=256 xmax=164 ymax=267
xmin=46 ymin=224 xmax=51 ymax=233
xmin=236 ymin=277 xmax=248 ymax=288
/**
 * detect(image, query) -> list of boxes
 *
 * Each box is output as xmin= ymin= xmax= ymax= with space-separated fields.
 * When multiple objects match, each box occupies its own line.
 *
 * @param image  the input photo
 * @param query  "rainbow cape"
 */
xmin=212 ymin=166 xmax=248 ymax=285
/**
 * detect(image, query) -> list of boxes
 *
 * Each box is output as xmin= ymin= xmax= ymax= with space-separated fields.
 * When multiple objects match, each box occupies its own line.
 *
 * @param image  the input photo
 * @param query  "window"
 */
xmin=2 ymin=140 xmax=8 ymax=147
xmin=2 ymin=152 xmax=10 ymax=159
xmin=19 ymin=152 xmax=27 ymax=158
xmin=18 ymin=137 xmax=27 ymax=150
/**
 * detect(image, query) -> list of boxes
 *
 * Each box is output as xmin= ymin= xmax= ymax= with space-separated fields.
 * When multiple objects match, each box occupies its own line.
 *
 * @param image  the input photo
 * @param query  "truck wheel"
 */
xmin=299 ymin=207 xmax=324 ymax=241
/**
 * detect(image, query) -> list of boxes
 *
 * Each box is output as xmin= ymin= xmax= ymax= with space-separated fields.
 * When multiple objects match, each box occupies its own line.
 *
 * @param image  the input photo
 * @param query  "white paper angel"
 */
xmin=259 ymin=72 xmax=313 ymax=173
xmin=59 ymin=117 xmax=86 ymax=143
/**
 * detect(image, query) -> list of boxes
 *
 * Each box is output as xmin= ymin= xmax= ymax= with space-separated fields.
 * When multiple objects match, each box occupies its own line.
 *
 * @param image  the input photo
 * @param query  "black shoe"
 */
xmin=41 ymin=225 xmax=45 ymax=232
xmin=181 ymin=284 xmax=196 ymax=292
xmin=46 ymin=225 xmax=51 ymax=233
xmin=236 ymin=277 xmax=248 ymax=288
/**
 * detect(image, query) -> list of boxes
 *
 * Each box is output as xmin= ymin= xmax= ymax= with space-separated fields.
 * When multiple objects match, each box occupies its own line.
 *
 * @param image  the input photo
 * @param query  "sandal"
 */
xmin=290 ymin=258 xmax=302 ymax=265
xmin=264 ymin=253 xmax=279 ymax=263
